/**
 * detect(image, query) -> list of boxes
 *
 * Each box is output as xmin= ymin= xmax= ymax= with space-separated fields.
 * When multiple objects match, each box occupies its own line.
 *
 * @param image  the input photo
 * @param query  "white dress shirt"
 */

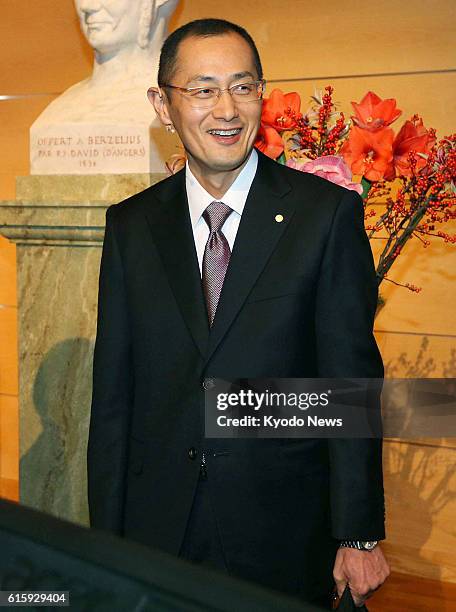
xmin=185 ymin=149 xmax=258 ymax=275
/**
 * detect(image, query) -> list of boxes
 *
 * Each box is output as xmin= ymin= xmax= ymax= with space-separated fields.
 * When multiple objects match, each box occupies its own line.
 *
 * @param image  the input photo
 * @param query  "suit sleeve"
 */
xmin=315 ymin=189 xmax=385 ymax=541
xmin=87 ymin=206 xmax=133 ymax=534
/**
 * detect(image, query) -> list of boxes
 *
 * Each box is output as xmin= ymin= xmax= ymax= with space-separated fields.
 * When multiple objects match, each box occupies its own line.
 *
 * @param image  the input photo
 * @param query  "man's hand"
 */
xmin=333 ymin=545 xmax=390 ymax=607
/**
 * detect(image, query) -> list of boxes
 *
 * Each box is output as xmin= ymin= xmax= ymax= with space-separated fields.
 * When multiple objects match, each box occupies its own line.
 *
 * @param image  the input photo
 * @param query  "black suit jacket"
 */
xmin=88 ymin=150 xmax=385 ymax=601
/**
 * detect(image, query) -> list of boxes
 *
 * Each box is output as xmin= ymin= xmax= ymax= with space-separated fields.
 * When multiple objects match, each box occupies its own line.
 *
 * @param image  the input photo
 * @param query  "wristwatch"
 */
xmin=340 ymin=540 xmax=378 ymax=551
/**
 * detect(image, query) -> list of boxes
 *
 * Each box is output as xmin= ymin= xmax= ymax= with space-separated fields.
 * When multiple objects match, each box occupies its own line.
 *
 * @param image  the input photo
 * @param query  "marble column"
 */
xmin=0 ymin=174 xmax=165 ymax=525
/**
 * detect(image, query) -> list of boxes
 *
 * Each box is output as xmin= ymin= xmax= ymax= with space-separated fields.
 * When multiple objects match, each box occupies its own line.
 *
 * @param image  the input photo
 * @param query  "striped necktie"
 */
xmin=202 ymin=201 xmax=232 ymax=326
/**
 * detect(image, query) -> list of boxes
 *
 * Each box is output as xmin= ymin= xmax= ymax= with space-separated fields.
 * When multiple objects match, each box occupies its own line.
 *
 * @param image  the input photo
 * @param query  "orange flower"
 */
xmin=386 ymin=118 xmax=436 ymax=179
xmin=254 ymin=125 xmax=284 ymax=159
xmin=341 ymin=126 xmax=394 ymax=181
xmin=351 ymin=91 xmax=402 ymax=131
xmin=261 ymin=88 xmax=301 ymax=131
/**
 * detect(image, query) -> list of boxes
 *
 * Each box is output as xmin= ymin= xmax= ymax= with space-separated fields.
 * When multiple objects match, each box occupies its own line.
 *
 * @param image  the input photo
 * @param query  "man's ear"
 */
xmin=147 ymin=87 xmax=172 ymax=127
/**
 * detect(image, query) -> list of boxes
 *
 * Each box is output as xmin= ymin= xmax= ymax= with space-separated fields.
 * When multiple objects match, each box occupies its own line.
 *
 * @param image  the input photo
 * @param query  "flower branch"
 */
xmin=254 ymin=86 xmax=455 ymax=295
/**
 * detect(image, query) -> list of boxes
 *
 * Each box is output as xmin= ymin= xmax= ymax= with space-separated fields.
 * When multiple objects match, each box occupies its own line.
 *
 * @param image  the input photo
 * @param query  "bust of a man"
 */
xmin=30 ymin=0 xmax=179 ymax=174
xmin=35 ymin=0 xmax=178 ymax=124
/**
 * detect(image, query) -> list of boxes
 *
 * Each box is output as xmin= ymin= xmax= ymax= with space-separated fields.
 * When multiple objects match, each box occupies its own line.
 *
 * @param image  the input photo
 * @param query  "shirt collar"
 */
xmin=186 ymin=148 xmax=258 ymax=229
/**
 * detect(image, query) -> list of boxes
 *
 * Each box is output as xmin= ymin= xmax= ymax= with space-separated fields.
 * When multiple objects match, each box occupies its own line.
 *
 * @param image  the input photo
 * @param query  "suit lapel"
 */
xmin=145 ymin=170 xmax=209 ymax=358
xmin=205 ymin=153 xmax=295 ymax=366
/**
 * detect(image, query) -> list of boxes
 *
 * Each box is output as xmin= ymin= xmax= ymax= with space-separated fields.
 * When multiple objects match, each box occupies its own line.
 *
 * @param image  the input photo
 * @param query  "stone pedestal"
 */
xmin=0 ymin=174 xmax=166 ymax=525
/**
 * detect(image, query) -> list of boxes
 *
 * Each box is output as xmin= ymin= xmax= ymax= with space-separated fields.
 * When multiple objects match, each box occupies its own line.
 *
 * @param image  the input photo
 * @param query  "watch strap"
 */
xmin=340 ymin=540 xmax=378 ymax=551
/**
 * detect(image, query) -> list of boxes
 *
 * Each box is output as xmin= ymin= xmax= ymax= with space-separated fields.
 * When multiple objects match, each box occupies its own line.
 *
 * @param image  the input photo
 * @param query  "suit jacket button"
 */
xmin=188 ymin=447 xmax=197 ymax=460
xmin=202 ymin=378 xmax=215 ymax=390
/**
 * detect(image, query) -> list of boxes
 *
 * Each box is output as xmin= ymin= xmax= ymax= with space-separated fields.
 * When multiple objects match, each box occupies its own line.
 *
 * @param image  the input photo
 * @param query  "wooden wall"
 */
xmin=1 ymin=0 xmax=455 ymax=582
xmin=0 ymin=238 xmax=18 ymax=500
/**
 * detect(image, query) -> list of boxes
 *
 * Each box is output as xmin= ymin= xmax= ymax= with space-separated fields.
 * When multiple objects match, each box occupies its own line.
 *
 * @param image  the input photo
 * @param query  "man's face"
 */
xmin=157 ymin=33 xmax=263 ymax=180
xmin=75 ymin=0 xmax=143 ymax=54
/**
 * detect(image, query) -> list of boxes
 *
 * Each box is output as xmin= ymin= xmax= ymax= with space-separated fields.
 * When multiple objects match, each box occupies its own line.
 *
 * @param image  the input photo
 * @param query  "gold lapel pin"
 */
xmin=275 ymin=214 xmax=284 ymax=223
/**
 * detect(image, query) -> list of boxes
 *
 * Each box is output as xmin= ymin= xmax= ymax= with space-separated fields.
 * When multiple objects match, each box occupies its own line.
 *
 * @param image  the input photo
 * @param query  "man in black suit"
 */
xmin=88 ymin=18 xmax=389 ymax=608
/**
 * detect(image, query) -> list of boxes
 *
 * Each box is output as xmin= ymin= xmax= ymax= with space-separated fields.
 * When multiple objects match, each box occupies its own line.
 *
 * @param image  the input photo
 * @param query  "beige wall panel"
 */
xmin=0 ymin=307 xmax=18 ymax=396
xmin=383 ymin=439 xmax=456 ymax=583
xmin=0 ymin=478 xmax=19 ymax=502
xmin=0 ymin=237 xmax=16 ymax=307
xmin=372 ymin=234 xmax=456 ymax=337
xmin=0 ymin=394 xmax=18 ymax=481
xmin=374 ymin=331 xmax=456 ymax=378
xmin=0 ymin=97 xmax=56 ymax=184
xmin=0 ymin=1 xmax=91 ymax=93
xmin=396 ymin=437 xmax=456 ymax=451
xmin=0 ymin=177 xmax=16 ymax=202
xmin=1 ymin=2 xmax=454 ymax=93
xmin=171 ymin=0 xmax=456 ymax=79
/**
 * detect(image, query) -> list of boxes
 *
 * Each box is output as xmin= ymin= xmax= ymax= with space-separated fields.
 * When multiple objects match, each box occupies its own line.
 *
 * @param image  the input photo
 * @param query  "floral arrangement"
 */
xmin=254 ymin=86 xmax=456 ymax=293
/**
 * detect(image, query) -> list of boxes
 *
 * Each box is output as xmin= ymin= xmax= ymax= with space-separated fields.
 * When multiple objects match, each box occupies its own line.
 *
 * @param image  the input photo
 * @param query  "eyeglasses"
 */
xmin=159 ymin=79 xmax=266 ymax=109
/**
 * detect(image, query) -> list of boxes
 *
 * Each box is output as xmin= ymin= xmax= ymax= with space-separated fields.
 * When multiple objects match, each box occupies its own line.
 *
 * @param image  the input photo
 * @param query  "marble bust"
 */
xmin=30 ymin=0 xmax=179 ymax=174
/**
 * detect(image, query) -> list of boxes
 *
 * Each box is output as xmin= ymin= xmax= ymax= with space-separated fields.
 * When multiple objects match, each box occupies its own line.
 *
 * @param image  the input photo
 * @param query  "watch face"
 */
xmin=363 ymin=541 xmax=378 ymax=550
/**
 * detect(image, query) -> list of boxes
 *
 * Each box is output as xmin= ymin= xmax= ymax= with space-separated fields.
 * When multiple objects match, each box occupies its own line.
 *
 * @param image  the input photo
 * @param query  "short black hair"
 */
xmin=157 ymin=18 xmax=263 ymax=86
